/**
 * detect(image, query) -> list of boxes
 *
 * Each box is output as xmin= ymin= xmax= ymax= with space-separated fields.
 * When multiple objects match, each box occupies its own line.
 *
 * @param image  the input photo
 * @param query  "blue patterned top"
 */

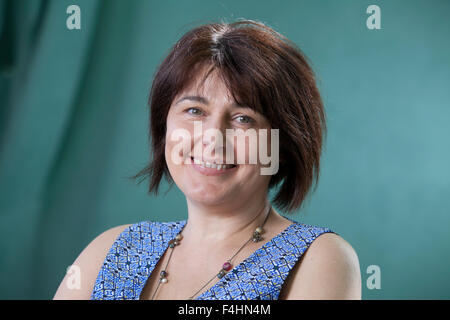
xmin=90 ymin=219 xmax=335 ymax=300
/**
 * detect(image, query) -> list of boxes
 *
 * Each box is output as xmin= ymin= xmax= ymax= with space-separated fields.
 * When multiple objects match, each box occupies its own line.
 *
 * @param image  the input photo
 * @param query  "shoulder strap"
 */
xmin=90 ymin=220 xmax=186 ymax=300
xmin=197 ymin=222 xmax=335 ymax=300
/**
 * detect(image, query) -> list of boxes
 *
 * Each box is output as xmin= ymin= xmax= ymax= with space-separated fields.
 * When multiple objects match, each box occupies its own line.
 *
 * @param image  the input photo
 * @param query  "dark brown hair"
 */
xmin=131 ymin=19 xmax=326 ymax=214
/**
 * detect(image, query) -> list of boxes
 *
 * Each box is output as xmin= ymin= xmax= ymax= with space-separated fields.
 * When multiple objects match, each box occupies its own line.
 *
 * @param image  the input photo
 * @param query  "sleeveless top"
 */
xmin=90 ymin=219 xmax=336 ymax=300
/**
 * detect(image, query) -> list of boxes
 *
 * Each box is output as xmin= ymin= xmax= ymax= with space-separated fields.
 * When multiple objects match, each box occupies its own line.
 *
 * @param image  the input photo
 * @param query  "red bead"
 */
xmin=222 ymin=262 xmax=232 ymax=271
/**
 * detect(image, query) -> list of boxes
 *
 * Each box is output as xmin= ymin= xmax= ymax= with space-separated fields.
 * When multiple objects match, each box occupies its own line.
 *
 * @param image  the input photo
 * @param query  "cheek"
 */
xmin=165 ymin=126 xmax=193 ymax=167
xmin=232 ymin=129 xmax=272 ymax=165
xmin=235 ymin=163 xmax=271 ymax=192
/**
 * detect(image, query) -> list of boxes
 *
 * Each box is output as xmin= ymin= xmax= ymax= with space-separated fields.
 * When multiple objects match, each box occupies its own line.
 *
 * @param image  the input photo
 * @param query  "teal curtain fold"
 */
xmin=0 ymin=0 xmax=144 ymax=299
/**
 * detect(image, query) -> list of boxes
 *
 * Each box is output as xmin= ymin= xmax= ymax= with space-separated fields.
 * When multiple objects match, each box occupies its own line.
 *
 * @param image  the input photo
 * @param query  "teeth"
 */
xmin=192 ymin=157 xmax=235 ymax=170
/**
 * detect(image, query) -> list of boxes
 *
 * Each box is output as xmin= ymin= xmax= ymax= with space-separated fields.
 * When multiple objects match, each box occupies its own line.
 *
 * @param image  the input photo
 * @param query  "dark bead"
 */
xmin=168 ymin=238 xmax=179 ymax=248
xmin=160 ymin=270 xmax=168 ymax=278
xmin=217 ymin=270 xmax=226 ymax=279
xmin=252 ymin=233 xmax=262 ymax=242
xmin=168 ymin=239 xmax=176 ymax=248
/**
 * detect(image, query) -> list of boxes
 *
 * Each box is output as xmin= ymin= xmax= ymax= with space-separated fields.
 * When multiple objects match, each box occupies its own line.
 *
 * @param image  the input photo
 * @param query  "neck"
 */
xmin=182 ymin=196 xmax=271 ymax=244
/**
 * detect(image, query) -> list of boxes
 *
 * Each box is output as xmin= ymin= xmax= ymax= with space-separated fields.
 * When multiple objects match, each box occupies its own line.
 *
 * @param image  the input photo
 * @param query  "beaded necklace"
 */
xmin=150 ymin=205 xmax=272 ymax=300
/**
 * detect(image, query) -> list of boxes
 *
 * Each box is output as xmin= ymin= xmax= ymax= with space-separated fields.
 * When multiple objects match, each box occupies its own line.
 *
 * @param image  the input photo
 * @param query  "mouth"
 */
xmin=190 ymin=156 xmax=237 ymax=171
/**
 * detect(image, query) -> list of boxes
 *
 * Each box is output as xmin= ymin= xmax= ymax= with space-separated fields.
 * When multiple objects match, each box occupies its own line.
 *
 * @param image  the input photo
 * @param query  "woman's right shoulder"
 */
xmin=53 ymin=223 xmax=134 ymax=300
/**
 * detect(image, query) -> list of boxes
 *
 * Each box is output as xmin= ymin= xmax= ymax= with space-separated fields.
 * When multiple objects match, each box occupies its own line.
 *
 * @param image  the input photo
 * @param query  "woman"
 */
xmin=54 ymin=19 xmax=361 ymax=300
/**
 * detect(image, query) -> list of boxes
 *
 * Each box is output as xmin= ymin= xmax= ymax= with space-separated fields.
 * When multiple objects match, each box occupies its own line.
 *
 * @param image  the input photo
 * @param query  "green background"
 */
xmin=1 ymin=0 xmax=449 ymax=299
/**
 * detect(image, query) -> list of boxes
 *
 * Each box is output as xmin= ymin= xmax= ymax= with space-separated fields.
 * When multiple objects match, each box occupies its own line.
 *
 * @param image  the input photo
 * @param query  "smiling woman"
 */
xmin=138 ymin=20 xmax=327 ymax=213
xmin=53 ymin=19 xmax=361 ymax=300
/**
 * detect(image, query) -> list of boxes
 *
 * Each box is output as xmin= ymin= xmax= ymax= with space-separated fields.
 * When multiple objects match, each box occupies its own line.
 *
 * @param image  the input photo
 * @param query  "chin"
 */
xmin=183 ymin=187 xmax=232 ymax=206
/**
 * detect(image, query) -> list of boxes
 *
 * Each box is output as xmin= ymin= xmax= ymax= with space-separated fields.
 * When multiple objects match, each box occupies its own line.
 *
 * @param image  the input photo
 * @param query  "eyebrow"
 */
xmin=175 ymin=95 xmax=245 ymax=108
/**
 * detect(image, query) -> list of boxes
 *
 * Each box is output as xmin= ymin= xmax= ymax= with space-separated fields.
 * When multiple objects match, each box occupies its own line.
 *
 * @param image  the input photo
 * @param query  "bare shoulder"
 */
xmin=280 ymin=232 xmax=362 ymax=300
xmin=53 ymin=223 xmax=132 ymax=300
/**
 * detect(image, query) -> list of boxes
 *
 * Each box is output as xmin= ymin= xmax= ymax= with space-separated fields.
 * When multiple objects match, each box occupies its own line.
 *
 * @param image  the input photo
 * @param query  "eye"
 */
xmin=235 ymin=115 xmax=254 ymax=124
xmin=185 ymin=107 xmax=203 ymax=116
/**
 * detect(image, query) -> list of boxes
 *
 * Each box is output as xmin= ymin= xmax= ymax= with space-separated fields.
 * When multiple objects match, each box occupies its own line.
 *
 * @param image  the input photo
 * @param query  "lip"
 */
xmin=189 ymin=157 xmax=238 ymax=176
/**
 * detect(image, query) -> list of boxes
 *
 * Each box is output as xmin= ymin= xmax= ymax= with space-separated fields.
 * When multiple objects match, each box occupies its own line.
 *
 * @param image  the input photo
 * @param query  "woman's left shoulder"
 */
xmin=282 ymin=224 xmax=362 ymax=299
xmin=306 ymin=231 xmax=360 ymax=269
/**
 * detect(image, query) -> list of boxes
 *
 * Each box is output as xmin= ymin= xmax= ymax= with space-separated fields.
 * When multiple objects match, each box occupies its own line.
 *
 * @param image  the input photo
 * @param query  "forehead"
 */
xmin=173 ymin=65 xmax=235 ymax=104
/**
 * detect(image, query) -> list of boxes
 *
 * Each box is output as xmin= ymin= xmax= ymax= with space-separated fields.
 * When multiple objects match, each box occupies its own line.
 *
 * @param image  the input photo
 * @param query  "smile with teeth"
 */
xmin=191 ymin=157 xmax=236 ymax=170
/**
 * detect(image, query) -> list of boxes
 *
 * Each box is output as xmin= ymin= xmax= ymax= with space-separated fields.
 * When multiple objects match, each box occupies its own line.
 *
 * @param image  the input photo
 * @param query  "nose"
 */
xmin=207 ymin=109 xmax=230 ymax=129
xmin=202 ymin=113 xmax=227 ymax=146
xmin=199 ymin=113 xmax=229 ymax=161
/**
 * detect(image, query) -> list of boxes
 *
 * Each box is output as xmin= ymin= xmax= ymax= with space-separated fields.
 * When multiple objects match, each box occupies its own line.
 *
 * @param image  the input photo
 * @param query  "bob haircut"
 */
xmin=132 ymin=19 xmax=326 ymax=214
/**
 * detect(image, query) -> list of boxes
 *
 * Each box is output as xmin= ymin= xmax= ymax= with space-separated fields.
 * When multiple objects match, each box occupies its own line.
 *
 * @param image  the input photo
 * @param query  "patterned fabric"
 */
xmin=90 ymin=219 xmax=336 ymax=300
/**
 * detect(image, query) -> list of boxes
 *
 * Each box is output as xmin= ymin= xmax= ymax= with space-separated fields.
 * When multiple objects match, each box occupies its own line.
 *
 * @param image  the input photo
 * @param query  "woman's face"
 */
xmin=165 ymin=69 xmax=275 ymax=207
